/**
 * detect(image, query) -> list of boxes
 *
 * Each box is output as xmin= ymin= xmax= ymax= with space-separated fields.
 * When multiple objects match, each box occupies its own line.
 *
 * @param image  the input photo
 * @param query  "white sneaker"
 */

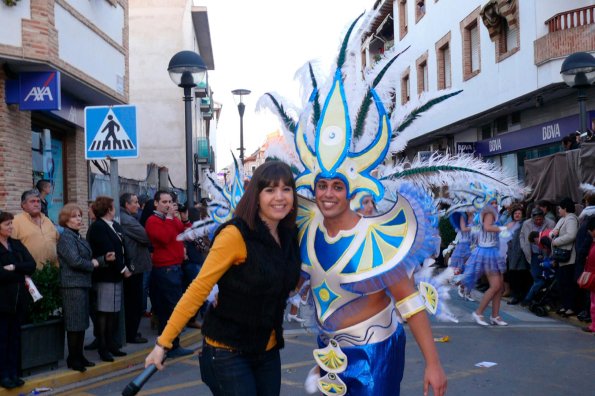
xmin=287 ymin=313 xmax=306 ymax=323
xmin=465 ymin=293 xmax=476 ymax=302
xmin=490 ymin=316 xmax=508 ymax=326
xmin=472 ymin=311 xmax=489 ymax=326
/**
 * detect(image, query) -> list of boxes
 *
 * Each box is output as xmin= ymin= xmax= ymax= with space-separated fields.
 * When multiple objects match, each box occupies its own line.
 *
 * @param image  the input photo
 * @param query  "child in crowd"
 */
xmin=522 ymin=230 xmax=554 ymax=306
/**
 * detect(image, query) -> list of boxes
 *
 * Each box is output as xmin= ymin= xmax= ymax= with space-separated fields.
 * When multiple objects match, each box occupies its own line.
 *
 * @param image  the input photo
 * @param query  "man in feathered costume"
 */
xmin=259 ymin=7 xmax=525 ymax=395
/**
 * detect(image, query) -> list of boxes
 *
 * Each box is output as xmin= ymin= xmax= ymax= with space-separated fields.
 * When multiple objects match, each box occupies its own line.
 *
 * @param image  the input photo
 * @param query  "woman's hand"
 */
xmin=145 ymin=344 xmax=166 ymax=370
xmin=550 ymin=229 xmax=559 ymax=238
xmin=105 ymin=252 xmax=116 ymax=261
xmin=3 ymin=264 xmax=15 ymax=271
xmin=92 ymin=259 xmax=99 ymax=268
xmin=424 ymin=362 xmax=447 ymax=396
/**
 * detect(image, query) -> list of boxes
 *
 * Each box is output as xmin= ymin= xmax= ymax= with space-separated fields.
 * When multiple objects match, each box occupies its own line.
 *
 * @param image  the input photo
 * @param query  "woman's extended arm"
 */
xmin=145 ymin=226 xmax=247 ymax=369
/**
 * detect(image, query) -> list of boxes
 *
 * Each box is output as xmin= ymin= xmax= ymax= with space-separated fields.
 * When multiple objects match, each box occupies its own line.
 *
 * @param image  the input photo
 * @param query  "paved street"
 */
xmin=53 ymin=290 xmax=594 ymax=396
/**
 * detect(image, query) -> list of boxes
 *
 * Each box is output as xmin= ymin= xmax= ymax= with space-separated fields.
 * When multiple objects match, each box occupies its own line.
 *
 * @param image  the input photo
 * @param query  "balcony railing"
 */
xmin=545 ymin=5 xmax=595 ymax=33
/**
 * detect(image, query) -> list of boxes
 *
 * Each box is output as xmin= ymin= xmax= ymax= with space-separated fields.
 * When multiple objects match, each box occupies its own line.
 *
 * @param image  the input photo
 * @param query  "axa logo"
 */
xmin=24 ymin=86 xmax=54 ymax=102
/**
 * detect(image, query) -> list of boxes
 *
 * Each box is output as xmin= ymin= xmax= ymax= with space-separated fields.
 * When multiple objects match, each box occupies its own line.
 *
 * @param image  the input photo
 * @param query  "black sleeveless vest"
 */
xmin=201 ymin=216 xmax=301 ymax=353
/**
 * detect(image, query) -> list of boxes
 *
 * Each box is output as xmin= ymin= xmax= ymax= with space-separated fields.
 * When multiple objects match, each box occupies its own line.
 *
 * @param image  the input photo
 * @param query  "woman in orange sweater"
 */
xmin=145 ymin=161 xmax=301 ymax=395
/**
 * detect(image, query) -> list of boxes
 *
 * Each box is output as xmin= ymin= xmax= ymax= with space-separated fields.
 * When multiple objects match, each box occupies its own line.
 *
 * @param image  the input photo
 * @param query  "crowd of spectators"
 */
xmin=451 ymin=192 xmax=595 ymax=327
xmin=0 ymin=185 xmax=212 ymax=390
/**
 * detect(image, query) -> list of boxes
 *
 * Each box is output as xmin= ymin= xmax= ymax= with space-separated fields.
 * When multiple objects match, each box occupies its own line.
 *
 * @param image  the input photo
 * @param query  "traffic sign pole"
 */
xmin=109 ymin=157 xmax=120 ymax=221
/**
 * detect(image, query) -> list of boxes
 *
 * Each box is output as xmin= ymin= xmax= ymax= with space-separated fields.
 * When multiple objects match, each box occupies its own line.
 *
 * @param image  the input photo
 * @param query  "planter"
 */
xmin=20 ymin=318 xmax=65 ymax=373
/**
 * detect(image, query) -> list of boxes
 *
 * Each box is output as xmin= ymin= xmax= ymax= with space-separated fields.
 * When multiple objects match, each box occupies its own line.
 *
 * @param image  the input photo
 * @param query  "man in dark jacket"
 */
xmin=120 ymin=193 xmax=152 ymax=344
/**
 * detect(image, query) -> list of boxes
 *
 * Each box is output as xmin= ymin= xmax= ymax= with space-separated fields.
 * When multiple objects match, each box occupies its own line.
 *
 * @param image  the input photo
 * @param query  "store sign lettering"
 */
xmin=24 ymin=86 xmax=54 ymax=102
xmin=542 ymin=123 xmax=560 ymax=141
xmin=489 ymin=139 xmax=502 ymax=152
xmin=18 ymin=71 xmax=61 ymax=111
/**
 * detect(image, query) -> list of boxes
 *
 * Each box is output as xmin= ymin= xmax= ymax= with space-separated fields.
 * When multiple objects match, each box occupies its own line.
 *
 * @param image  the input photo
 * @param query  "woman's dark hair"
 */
xmin=0 ymin=211 xmax=14 ymax=223
xmin=559 ymin=197 xmax=575 ymax=213
xmin=58 ymin=203 xmax=83 ymax=227
xmin=234 ymin=160 xmax=297 ymax=230
xmin=539 ymin=236 xmax=552 ymax=250
xmin=528 ymin=231 xmax=540 ymax=243
xmin=92 ymin=196 xmax=114 ymax=218
xmin=139 ymin=199 xmax=156 ymax=227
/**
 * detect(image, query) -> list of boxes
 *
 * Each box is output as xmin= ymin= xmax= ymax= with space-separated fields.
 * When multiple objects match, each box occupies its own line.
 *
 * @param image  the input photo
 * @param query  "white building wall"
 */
xmin=386 ymin=0 xmax=589 ymax=138
xmin=55 ymin=3 xmax=126 ymax=95
xmin=122 ymin=0 xmax=207 ymax=187
xmin=65 ymin=0 xmax=124 ymax=44
xmin=0 ymin=0 xmax=31 ymax=47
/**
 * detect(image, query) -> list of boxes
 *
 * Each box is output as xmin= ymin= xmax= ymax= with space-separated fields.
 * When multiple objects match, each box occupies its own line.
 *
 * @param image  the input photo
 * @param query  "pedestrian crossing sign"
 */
xmin=85 ymin=105 xmax=138 ymax=159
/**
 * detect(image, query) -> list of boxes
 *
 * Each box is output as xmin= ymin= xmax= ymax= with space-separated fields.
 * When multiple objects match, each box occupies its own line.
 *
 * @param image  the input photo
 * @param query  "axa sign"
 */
xmin=19 ymin=71 xmax=61 ymax=111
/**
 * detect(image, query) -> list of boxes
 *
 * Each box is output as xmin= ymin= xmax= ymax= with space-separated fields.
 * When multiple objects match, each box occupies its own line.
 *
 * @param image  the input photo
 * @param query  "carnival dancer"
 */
xmin=258 ymin=8 xmax=524 ymax=394
xmin=449 ymin=211 xmax=475 ymax=301
xmin=144 ymin=161 xmax=301 ymax=396
xmin=301 ymin=179 xmax=447 ymax=396
xmin=463 ymin=197 xmax=513 ymax=327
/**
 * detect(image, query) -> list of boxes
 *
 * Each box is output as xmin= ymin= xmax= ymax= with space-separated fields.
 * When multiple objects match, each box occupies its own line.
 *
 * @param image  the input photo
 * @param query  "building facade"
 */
xmin=123 ymin=0 xmax=217 ymax=202
xmin=359 ymin=0 xmax=595 ymax=181
xmin=0 ymin=0 xmax=129 ymax=223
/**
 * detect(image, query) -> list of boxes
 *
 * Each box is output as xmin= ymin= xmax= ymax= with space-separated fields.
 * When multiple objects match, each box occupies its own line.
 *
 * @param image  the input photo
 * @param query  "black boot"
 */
xmin=97 ymin=312 xmax=114 ymax=362
xmin=107 ymin=312 xmax=126 ymax=357
xmin=66 ymin=331 xmax=86 ymax=372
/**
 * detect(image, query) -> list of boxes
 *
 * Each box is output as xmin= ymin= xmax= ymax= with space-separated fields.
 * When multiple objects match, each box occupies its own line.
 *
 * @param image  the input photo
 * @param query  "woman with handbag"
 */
xmin=550 ymin=197 xmax=579 ymax=317
xmin=580 ymin=217 xmax=595 ymax=333
xmin=0 ymin=211 xmax=36 ymax=389
xmin=87 ymin=196 xmax=130 ymax=362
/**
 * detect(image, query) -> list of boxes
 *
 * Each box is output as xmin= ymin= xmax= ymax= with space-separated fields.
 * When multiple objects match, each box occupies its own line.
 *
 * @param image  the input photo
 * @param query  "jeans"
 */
xmin=524 ymin=254 xmax=545 ymax=303
xmin=142 ymin=270 xmax=151 ymax=313
xmin=199 ymin=343 xmax=281 ymax=396
xmin=182 ymin=262 xmax=203 ymax=321
xmin=150 ymin=265 xmax=183 ymax=349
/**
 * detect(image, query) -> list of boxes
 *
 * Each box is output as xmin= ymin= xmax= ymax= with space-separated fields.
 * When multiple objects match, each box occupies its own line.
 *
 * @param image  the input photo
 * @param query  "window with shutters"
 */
xmin=415 ymin=0 xmax=425 ymax=23
xmin=496 ymin=18 xmax=520 ymax=62
xmin=401 ymin=68 xmax=410 ymax=105
xmin=416 ymin=52 xmax=429 ymax=95
xmin=470 ymin=24 xmax=480 ymax=72
xmin=461 ymin=8 xmax=481 ymax=81
xmin=399 ymin=0 xmax=408 ymax=39
xmin=435 ymin=32 xmax=451 ymax=90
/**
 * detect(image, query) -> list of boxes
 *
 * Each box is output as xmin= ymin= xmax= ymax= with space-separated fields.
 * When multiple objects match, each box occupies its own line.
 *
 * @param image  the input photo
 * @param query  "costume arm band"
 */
xmin=395 ymin=291 xmax=426 ymax=319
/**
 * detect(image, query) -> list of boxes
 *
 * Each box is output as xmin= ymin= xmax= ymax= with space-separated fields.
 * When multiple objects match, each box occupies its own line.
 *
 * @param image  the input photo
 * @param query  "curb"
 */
xmin=0 ymin=329 xmax=202 ymax=396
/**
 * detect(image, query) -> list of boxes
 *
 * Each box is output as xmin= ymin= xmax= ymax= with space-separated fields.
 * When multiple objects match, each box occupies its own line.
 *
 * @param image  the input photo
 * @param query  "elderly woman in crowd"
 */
xmin=0 ymin=211 xmax=36 ymax=390
xmin=57 ymin=203 xmax=100 ymax=372
xmin=87 ymin=196 xmax=131 ymax=362
xmin=550 ymin=197 xmax=580 ymax=317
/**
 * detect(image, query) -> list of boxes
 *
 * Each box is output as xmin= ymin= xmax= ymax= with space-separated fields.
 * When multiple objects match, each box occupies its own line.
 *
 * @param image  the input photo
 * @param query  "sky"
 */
xmin=198 ymin=0 xmax=371 ymax=171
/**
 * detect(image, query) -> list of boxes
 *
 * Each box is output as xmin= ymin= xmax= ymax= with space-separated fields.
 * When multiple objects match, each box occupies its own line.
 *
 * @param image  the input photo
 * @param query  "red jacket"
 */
xmin=145 ymin=214 xmax=185 ymax=267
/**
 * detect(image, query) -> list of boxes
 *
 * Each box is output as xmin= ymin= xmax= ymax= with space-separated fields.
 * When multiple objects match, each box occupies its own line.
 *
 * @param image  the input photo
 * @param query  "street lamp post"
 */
xmin=232 ymin=89 xmax=251 ymax=164
xmin=168 ymin=50 xmax=207 ymax=208
xmin=560 ymin=51 xmax=595 ymax=135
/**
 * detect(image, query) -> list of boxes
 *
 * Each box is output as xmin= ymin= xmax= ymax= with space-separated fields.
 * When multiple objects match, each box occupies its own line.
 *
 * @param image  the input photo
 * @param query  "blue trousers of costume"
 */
xmin=318 ymin=324 xmax=406 ymax=395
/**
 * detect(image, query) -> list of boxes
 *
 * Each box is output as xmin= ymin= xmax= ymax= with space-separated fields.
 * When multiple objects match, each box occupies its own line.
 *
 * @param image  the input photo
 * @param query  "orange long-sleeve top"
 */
xmin=157 ymin=225 xmax=277 ymax=351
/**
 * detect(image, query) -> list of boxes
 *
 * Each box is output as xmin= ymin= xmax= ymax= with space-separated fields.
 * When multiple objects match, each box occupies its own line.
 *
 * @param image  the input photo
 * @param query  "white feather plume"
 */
xmin=380 ymin=153 xmax=527 ymax=199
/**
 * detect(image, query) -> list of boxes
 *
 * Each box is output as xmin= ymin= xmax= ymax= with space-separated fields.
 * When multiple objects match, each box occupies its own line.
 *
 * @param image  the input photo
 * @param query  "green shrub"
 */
xmin=26 ymin=261 xmax=62 ymax=323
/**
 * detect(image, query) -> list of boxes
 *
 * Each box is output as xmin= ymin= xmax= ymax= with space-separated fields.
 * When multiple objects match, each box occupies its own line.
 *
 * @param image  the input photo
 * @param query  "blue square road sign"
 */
xmin=85 ymin=105 xmax=138 ymax=159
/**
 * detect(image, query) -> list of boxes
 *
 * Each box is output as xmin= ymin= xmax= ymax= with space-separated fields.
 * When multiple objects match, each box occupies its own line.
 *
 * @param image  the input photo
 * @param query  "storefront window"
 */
xmin=32 ymin=129 xmax=64 ymax=223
